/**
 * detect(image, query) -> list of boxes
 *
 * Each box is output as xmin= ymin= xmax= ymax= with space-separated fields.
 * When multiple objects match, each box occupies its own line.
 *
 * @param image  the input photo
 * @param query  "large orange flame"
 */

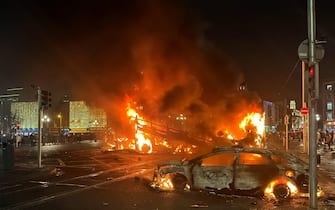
xmin=126 ymin=103 xmax=153 ymax=153
xmin=239 ymin=112 xmax=265 ymax=137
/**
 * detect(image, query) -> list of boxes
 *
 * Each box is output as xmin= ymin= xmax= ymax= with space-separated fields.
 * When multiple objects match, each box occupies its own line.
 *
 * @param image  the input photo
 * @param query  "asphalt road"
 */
xmin=1 ymin=140 xmax=335 ymax=210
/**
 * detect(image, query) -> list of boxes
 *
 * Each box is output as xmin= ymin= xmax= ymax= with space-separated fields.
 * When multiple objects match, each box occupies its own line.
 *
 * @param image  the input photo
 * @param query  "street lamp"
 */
xmin=57 ymin=113 xmax=62 ymax=129
xmin=57 ymin=113 xmax=63 ymax=143
xmin=41 ymin=115 xmax=50 ymax=127
xmin=41 ymin=115 xmax=50 ymax=145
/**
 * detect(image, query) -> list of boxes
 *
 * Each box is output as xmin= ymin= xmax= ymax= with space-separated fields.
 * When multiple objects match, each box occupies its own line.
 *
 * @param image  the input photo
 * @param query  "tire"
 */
xmin=273 ymin=184 xmax=291 ymax=200
xmin=172 ymin=174 xmax=188 ymax=191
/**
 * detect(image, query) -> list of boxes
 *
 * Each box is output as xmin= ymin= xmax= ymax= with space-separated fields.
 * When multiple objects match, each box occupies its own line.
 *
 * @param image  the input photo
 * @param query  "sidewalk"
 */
xmin=267 ymin=135 xmax=335 ymax=197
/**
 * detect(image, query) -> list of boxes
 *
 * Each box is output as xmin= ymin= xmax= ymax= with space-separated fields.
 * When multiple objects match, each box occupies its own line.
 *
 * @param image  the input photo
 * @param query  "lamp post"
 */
xmin=57 ymin=113 xmax=62 ymax=129
xmin=41 ymin=115 xmax=50 ymax=145
xmin=57 ymin=113 xmax=62 ymax=142
xmin=42 ymin=115 xmax=50 ymax=127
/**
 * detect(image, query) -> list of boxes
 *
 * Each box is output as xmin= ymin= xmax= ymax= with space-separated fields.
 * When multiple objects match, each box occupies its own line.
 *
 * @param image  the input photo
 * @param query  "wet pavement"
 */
xmin=267 ymin=134 xmax=335 ymax=198
xmin=2 ymin=139 xmax=335 ymax=209
xmin=0 ymin=141 xmax=102 ymax=184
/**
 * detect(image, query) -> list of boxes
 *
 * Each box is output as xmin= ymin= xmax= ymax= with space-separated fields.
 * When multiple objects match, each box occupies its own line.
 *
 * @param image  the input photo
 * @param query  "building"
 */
xmin=69 ymin=101 xmax=107 ymax=133
xmin=0 ymin=88 xmax=23 ymax=135
xmin=322 ymin=81 xmax=335 ymax=131
xmin=10 ymin=101 xmax=39 ymax=135
xmin=10 ymin=100 xmax=107 ymax=136
xmin=263 ymin=100 xmax=277 ymax=133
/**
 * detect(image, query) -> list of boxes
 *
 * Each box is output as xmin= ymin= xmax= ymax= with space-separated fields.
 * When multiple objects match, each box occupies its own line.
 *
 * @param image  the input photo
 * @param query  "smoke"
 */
xmin=20 ymin=0 xmax=261 ymax=137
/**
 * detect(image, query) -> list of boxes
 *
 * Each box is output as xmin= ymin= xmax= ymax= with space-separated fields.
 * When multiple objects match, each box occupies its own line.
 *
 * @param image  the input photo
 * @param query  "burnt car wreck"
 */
xmin=151 ymin=146 xmax=323 ymax=200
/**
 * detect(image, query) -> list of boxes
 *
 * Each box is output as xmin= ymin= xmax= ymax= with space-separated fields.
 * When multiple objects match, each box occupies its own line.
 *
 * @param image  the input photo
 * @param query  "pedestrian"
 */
xmin=15 ymin=134 xmax=22 ymax=147
xmin=325 ymin=131 xmax=331 ymax=150
xmin=331 ymin=130 xmax=334 ymax=151
xmin=321 ymin=131 xmax=326 ymax=144
xmin=317 ymin=130 xmax=321 ymax=145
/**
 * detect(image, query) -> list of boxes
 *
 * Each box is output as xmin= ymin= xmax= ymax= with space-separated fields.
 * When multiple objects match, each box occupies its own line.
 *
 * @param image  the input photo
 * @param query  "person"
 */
xmin=321 ymin=131 xmax=326 ymax=144
xmin=15 ymin=134 xmax=22 ymax=147
xmin=29 ymin=133 xmax=36 ymax=146
xmin=317 ymin=129 xmax=321 ymax=145
xmin=325 ymin=131 xmax=331 ymax=150
xmin=331 ymin=130 xmax=334 ymax=151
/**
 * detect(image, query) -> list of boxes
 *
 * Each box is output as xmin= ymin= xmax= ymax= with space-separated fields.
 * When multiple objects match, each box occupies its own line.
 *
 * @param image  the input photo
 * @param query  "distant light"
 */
xmin=316 ymin=114 xmax=320 ymax=121
xmin=176 ymin=114 xmax=187 ymax=121
xmin=42 ymin=115 xmax=50 ymax=122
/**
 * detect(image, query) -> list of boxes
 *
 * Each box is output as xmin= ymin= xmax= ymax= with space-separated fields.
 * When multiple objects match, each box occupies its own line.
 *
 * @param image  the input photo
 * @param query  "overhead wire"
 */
xmin=277 ymin=59 xmax=300 ymax=95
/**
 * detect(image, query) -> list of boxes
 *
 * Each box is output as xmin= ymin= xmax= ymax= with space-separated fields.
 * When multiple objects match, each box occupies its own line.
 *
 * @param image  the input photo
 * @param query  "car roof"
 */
xmin=211 ymin=145 xmax=271 ymax=154
xmin=208 ymin=146 xmax=307 ymax=165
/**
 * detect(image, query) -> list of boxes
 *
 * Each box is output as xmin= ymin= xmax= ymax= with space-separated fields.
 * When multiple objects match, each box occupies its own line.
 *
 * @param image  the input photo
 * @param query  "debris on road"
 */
xmin=190 ymin=203 xmax=209 ymax=208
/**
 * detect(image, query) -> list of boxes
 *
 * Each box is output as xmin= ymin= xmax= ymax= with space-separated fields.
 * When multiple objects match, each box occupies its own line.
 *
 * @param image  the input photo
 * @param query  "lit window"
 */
xmin=326 ymin=84 xmax=333 ymax=91
xmin=327 ymin=112 xmax=333 ymax=121
xmin=327 ymin=102 xmax=333 ymax=111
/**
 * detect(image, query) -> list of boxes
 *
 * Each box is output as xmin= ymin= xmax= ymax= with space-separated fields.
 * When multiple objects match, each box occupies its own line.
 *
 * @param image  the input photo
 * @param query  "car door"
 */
xmin=192 ymin=152 xmax=235 ymax=190
xmin=234 ymin=152 xmax=278 ymax=191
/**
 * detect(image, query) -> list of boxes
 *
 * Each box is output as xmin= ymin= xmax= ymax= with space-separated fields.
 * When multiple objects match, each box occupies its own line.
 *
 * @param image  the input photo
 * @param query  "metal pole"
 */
xmin=308 ymin=0 xmax=315 ymax=65
xmin=302 ymin=61 xmax=305 ymax=108
xmin=314 ymin=62 xmax=319 ymax=100
xmin=37 ymin=87 xmax=42 ymax=168
xmin=307 ymin=0 xmax=317 ymax=208
xmin=302 ymin=61 xmax=307 ymax=153
xmin=307 ymin=112 xmax=310 ymax=155
xmin=285 ymin=115 xmax=289 ymax=150
xmin=285 ymin=124 xmax=288 ymax=151
xmin=309 ymin=105 xmax=318 ymax=209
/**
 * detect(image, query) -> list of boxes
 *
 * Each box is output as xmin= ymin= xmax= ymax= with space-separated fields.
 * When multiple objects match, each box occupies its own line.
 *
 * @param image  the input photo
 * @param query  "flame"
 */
xmin=135 ymin=132 xmax=153 ymax=153
xmin=239 ymin=112 xmax=265 ymax=136
xmin=126 ymin=103 xmax=153 ymax=153
xmin=173 ymin=144 xmax=196 ymax=154
xmin=239 ymin=112 xmax=265 ymax=147
xmin=264 ymin=177 xmax=298 ymax=200
xmin=160 ymin=175 xmax=174 ymax=190
xmin=215 ymin=112 xmax=265 ymax=147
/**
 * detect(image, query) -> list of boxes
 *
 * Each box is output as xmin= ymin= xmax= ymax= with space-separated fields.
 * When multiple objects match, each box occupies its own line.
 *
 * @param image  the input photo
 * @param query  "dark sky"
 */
xmin=0 ymin=0 xmax=334 ymax=112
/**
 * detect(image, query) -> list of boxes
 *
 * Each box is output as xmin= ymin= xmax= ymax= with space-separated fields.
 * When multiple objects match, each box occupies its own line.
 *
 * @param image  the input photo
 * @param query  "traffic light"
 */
xmin=308 ymin=65 xmax=315 ymax=95
xmin=40 ymin=90 xmax=52 ymax=109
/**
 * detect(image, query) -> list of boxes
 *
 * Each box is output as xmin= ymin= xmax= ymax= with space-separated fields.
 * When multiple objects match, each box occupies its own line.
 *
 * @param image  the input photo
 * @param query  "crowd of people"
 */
xmin=317 ymin=130 xmax=334 ymax=151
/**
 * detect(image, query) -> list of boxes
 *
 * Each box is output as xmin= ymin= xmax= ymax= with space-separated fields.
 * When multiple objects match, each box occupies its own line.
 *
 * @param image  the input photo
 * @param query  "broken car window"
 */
xmin=201 ymin=153 xmax=234 ymax=166
xmin=238 ymin=152 xmax=270 ymax=165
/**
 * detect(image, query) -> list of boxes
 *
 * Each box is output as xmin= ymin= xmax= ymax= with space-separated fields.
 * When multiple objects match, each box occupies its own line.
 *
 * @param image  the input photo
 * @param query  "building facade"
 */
xmin=10 ymin=100 xmax=107 ymax=136
xmin=322 ymin=81 xmax=335 ymax=131
xmin=69 ymin=101 xmax=107 ymax=133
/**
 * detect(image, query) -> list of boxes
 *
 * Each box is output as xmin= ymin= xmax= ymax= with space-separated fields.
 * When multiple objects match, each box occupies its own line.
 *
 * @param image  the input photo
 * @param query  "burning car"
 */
xmin=151 ymin=146 xmax=323 ymax=200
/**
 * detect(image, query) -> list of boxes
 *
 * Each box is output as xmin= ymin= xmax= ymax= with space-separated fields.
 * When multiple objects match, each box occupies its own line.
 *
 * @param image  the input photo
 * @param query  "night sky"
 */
xmin=1 ymin=0 xmax=335 ymax=114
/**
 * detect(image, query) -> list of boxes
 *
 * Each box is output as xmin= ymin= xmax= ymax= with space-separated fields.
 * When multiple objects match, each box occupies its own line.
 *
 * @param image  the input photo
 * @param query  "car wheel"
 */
xmin=172 ymin=174 xmax=188 ymax=191
xmin=273 ymin=184 xmax=291 ymax=200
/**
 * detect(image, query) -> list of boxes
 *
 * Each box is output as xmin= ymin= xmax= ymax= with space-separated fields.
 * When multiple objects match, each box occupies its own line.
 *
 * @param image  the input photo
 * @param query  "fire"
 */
xmin=160 ymin=175 xmax=174 ymax=190
xmin=126 ymin=103 xmax=153 ymax=153
xmin=264 ymin=177 xmax=298 ymax=200
xmin=215 ymin=112 xmax=265 ymax=147
xmin=239 ymin=112 xmax=265 ymax=147
xmin=135 ymin=132 xmax=153 ymax=153
xmin=239 ymin=112 xmax=265 ymax=137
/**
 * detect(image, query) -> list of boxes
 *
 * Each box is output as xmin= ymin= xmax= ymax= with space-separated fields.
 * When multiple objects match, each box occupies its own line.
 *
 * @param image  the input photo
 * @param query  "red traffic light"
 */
xmin=309 ymin=66 xmax=315 ymax=77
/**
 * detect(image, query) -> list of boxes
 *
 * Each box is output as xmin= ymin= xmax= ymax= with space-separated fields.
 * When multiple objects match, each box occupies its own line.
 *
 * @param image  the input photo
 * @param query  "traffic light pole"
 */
xmin=307 ymin=0 xmax=318 ymax=208
xmin=37 ymin=87 xmax=43 ymax=168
